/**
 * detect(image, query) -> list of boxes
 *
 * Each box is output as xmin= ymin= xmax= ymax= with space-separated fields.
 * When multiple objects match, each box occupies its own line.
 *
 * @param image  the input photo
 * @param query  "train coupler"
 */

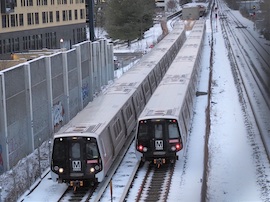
xmin=154 ymin=158 xmax=166 ymax=167
xmin=70 ymin=180 xmax=83 ymax=192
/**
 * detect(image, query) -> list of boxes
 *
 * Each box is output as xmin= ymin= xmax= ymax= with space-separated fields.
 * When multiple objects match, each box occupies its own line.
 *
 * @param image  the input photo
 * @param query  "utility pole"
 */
xmin=88 ymin=0 xmax=95 ymax=41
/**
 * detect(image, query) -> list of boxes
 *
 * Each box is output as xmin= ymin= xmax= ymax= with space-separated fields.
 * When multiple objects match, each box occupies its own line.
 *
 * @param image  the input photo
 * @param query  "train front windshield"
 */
xmin=51 ymin=136 xmax=102 ymax=178
xmin=136 ymin=119 xmax=182 ymax=153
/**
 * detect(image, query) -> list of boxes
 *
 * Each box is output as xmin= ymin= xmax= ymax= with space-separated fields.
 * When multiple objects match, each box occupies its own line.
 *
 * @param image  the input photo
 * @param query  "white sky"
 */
xmin=10 ymin=6 xmax=270 ymax=202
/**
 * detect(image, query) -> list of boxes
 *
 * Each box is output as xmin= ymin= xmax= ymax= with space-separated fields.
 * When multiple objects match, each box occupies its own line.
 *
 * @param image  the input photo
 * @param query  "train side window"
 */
xmin=139 ymin=91 xmax=144 ymax=103
xmin=113 ymin=118 xmax=122 ymax=139
xmin=71 ymin=142 xmax=80 ymax=159
xmin=113 ymin=124 xmax=118 ymax=138
xmin=143 ymin=82 xmax=149 ymax=94
xmin=184 ymin=102 xmax=190 ymax=121
xmin=100 ymin=139 xmax=106 ymax=157
xmin=134 ymin=95 xmax=138 ymax=108
xmin=150 ymin=73 xmax=155 ymax=85
xmin=125 ymin=105 xmax=132 ymax=121
xmin=181 ymin=112 xmax=188 ymax=135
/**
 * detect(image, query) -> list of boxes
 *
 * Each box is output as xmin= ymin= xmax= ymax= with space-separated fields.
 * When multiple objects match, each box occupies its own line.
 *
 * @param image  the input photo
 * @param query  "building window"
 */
xmin=37 ymin=34 xmax=43 ymax=48
xmin=69 ymin=10 xmax=72 ymax=20
xmin=62 ymin=10 xmax=67 ymax=21
xmin=23 ymin=36 xmax=26 ymax=50
xmin=49 ymin=11 xmax=53 ymax=22
xmin=11 ymin=38 xmax=15 ymax=52
xmin=11 ymin=14 xmax=16 ymax=27
xmin=74 ymin=9 xmax=77 ymax=20
xmin=45 ymin=32 xmax=56 ymax=48
xmin=0 ymin=40 xmax=2 ymax=54
xmin=27 ymin=13 xmax=32 ymax=25
xmin=42 ymin=12 xmax=48 ymax=23
xmin=35 ymin=12 xmax=39 ymax=24
xmin=14 ymin=38 xmax=19 ymax=51
xmin=15 ymin=14 xmax=18 ymax=26
xmin=2 ymin=40 xmax=6 ymax=53
xmin=2 ymin=0 xmax=16 ymax=12
xmin=56 ymin=11 xmax=60 ymax=22
xmin=80 ymin=9 xmax=84 ymax=19
xmin=6 ymin=39 xmax=11 ymax=52
xmin=2 ymin=15 xmax=7 ymax=28
xmin=51 ymin=0 xmax=55 ymax=4
xmin=19 ymin=14 xmax=24 ymax=26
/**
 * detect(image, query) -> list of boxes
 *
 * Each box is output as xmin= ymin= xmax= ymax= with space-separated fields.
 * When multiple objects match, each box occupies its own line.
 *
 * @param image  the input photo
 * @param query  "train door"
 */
xmin=152 ymin=123 xmax=166 ymax=152
xmin=69 ymin=140 xmax=85 ymax=174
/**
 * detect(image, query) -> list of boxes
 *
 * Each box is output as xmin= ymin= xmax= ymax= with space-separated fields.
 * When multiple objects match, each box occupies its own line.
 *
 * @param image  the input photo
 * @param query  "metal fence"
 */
xmin=0 ymin=39 xmax=114 ymax=173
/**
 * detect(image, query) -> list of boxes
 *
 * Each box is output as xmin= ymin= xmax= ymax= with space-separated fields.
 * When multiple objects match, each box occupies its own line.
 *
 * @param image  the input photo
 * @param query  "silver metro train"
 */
xmin=50 ymin=21 xmax=186 ymax=189
xmin=135 ymin=20 xmax=205 ymax=166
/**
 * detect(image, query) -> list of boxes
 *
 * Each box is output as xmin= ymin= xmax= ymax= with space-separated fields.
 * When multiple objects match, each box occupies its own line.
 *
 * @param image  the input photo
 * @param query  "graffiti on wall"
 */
xmin=82 ymin=83 xmax=89 ymax=101
xmin=0 ymin=144 xmax=3 ymax=173
xmin=53 ymin=101 xmax=64 ymax=127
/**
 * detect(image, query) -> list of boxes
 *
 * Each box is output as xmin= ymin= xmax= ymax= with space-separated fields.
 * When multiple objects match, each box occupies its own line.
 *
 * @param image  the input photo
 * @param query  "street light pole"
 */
xmin=88 ymin=0 xmax=95 ymax=41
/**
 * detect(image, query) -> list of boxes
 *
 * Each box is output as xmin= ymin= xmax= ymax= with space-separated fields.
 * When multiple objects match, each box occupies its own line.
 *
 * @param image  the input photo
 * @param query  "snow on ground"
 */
xmin=206 ymin=9 xmax=270 ymax=201
xmin=1 ymin=5 xmax=270 ymax=202
xmin=207 ymin=13 xmax=262 ymax=201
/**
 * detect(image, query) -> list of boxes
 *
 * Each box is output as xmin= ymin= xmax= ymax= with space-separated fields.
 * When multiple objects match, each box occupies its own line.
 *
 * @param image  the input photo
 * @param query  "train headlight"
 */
xmin=59 ymin=168 xmax=64 ymax=173
xmin=143 ymin=147 xmax=148 ymax=152
xmin=54 ymin=166 xmax=59 ymax=171
xmin=171 ymin=146 xmax=176 ymax=151
xmin=90 ymin=167 xmax=95 ymax=173
xmin=95 ymin=165 xmax=100 ymax=170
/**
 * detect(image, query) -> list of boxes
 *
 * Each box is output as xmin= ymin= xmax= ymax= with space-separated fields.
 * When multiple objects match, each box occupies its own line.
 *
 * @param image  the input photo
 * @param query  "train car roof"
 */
xmin=114 ymin=22 xmax=186 ymax=86
xmin=54 ymin=21 xmax=186 ymax=137
xmin=138 ymin=60 xmax=193 ymax=120
xmin=138 ymin=20 xmax=205 ymax=121
xmin=56 ymin=84 xmax=138 ymax=135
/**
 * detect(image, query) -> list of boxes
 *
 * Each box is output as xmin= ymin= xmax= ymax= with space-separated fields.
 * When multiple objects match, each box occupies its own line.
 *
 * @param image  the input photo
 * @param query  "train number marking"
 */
xmin=72 ymin=160 xmax=81 ymax=171
xmin=155 ymin=140 xmax=164 ymax=150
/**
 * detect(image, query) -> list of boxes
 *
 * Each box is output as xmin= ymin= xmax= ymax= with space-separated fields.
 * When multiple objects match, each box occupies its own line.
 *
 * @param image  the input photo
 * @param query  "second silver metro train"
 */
xmin=135 ymin=20 xmax=206 ymax=166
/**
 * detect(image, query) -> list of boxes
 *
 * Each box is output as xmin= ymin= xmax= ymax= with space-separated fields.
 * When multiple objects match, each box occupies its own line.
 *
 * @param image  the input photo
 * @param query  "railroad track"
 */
xmin=217 ymin=0 xmax=270 ymax=160
xmin=114 ymin=162 xmax=175 ymax=202
xmin=58 ymin=185 xmax=96 ymax=202
xmin=218 ymin=3 xmax=270 ymax=110
xmin=226 ymin=9 xmax=270 ymax=102
xmin=135 ymin=163 xmax=175 ymax=202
